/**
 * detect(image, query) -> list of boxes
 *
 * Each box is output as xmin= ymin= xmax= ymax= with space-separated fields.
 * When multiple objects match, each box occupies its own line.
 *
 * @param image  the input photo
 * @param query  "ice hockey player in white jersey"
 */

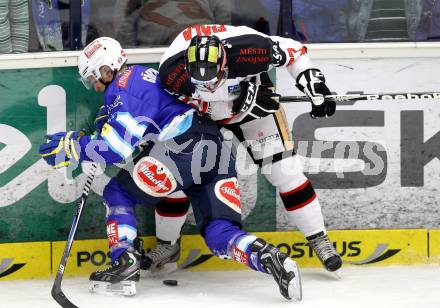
xmin=148 ymin=24 xmax=342 ymax=276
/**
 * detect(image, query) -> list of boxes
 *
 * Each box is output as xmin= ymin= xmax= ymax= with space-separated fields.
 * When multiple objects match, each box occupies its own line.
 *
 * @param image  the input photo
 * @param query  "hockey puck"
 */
xmin=163 ymin=279 xmax=178 ymax=286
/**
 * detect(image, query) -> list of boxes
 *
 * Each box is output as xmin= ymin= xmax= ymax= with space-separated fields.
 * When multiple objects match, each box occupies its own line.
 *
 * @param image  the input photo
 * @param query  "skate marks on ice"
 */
xmin=1 ymin=266 xmax=440 ymax=308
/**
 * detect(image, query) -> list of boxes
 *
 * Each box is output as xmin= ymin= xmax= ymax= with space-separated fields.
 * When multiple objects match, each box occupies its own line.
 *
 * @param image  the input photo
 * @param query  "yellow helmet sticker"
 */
xmin=208 ymin=46 xmax=218 ymax=63
xmin=187 ymin=46 xmax=197 ymax=63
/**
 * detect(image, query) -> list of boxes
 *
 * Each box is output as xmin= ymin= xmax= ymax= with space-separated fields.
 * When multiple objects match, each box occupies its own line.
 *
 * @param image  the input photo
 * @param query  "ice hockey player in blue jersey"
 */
xmin=39 ymin=37 xmax=302 ymax=300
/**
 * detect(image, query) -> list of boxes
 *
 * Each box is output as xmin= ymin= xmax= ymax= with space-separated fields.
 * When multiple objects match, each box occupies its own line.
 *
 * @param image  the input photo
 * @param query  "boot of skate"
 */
xmin=250 ymin=238 xmax=302 ymax=301
xmin=141 ymin=237 xmax=181 ymax=275
xmin=307 ymin=231 xmax=342 ymax=272
xmin=89 ymin=249 xmax=140 ymax=296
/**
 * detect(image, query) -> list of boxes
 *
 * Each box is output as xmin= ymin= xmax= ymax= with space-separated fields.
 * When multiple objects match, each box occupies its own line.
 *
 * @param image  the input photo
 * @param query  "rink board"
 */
xmin=50 ymin=229 xmax=428 ymax=278
xmin=0 ymin=229 xmax=432 ymax=280
xmin=1 ymin=55 xmax=439 ymax=245
xmin=429 ymin=230 xmax=440 ymax=263
xmin=0 ymin=242 xmax=50 ymax=280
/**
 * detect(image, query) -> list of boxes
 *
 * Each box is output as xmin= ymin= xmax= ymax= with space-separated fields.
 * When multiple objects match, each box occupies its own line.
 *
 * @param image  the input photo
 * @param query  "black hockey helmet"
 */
xmin=185 ymin=35 xmax=227 ymax=92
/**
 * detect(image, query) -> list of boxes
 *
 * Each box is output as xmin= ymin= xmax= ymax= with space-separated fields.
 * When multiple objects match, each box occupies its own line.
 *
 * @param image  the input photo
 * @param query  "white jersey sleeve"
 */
xmin=268 ymin=35 xmax=313 ymax=81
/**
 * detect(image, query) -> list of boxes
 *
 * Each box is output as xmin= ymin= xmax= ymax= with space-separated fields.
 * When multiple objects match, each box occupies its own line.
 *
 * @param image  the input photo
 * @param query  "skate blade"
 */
xmin=283 ymin=259 xmax=302 ymax=301
xmin=89 ymin=280 xmax=136 ymax=296
xmin=331 ymin=269 xmax=342 ymax=280
xmin=140 ymin=262 xmax=178 ymax=278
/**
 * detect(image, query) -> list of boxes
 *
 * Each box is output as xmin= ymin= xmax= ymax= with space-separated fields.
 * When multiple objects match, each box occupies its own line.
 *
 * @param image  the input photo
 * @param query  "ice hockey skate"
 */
xmin=140 ymin=238 xmax=181 ymax=277
xmin=307 ymin=231 xmax=343 ymax=278
xmin=250 ymin=239 xmax=302 ymax=301
xmin=89 ymin=249 xmax=140 ymax=296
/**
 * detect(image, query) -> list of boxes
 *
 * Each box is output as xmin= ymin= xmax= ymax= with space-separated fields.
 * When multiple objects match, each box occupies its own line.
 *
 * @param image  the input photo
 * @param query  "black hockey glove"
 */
xmin=232 ymin=81 xmax=280 ymax=119
xmin=296 ymin=68 xmax=336 ymax=118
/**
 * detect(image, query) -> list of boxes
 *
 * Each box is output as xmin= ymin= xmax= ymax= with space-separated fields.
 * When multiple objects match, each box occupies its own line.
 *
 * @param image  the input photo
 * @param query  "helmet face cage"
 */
xmin=78 ymin=37 xmax=127 ymax=89
xmin=186 ymin=35 xmax=227 ymax=92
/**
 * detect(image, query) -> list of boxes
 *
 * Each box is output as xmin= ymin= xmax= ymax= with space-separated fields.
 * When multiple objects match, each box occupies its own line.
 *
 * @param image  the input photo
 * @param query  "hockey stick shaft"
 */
xmin=51 ymin=163 xmax=98 ymax=308
xmin=279 ymin=91 xmax=440 ymax=103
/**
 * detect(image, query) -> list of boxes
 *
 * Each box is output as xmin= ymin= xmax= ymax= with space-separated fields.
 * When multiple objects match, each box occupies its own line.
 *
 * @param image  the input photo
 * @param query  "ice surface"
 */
xmin=1 ymin=265 xmax=439 ymax=308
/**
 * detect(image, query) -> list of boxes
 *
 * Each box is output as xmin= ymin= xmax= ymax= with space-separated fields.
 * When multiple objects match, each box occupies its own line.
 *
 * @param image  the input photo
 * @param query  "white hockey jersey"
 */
xmin=158 ymin=24 xmax=313 ymax=123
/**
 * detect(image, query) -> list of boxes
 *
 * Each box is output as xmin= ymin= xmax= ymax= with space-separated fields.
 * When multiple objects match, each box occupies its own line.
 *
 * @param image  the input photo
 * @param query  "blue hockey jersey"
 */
xmin=79 ymin=65 xmax=193 ymax=164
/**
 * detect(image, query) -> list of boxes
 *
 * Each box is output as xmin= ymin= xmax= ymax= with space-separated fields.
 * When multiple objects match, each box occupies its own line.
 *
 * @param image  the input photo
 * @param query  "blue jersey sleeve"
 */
xmin=79 ymin=91 xmax=160 ymax=164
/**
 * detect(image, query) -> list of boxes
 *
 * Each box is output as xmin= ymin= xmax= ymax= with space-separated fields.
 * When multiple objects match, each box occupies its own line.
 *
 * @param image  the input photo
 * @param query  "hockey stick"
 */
xmin=51 ymin=163 xmax=98 ymax=308
xmin=279 ymin=91 xmax=440 ymax=103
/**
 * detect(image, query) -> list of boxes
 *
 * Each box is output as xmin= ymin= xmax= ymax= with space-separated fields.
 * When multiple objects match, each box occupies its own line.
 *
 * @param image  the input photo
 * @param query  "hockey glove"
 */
xmin=232 ymin=81 xmax=280 ymax=119
xmin=94 ymin=105 xmax=108 ymax=133
xmin=39 ymin=131 xmax=85 ymax=169
xmin=296 ymin=68 xmax=336 ymax=118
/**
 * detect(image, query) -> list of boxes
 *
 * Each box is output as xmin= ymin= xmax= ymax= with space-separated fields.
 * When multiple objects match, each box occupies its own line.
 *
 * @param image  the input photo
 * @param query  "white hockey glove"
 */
xmin=232 ymin=81 xmax=280 ymax=119
xmin=296 ymin=68 xmax=336 ymax=118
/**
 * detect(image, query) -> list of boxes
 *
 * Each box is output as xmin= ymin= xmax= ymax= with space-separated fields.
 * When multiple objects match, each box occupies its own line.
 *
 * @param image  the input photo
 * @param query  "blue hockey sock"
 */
xmin=203 ymin=219 xmax=265 ymax=272
xmin=228 ymin=234 xmax=266 ymax=272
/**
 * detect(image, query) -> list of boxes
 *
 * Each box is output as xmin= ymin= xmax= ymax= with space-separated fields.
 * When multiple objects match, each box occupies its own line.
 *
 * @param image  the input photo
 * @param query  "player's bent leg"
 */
xmin=89 ymin=178 xmax=140 ymax=296
xmin=264 ymin=158 xmax=342 ymax=273
xmin=141 ymin=192 xmax=190 ymax=275
xmin=203 ymin=219 xmax=302 ymax=301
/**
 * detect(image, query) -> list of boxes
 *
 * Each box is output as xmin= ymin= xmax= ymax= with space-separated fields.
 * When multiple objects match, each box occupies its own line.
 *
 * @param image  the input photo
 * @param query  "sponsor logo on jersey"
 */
xmin=106 ymin=221 xmax=119 ymax=247
xmin=231 ymin=247 xmax=248 ymax=264
xmin=117 ymin=66 xmax=134 ymax=90
xmin=182 ymin=25 xmax=227 ymax=41
xmin=239 ymin=48 xmax=268 ymax=55
xmin=235 ymin=56 xmax=270 ymax=64
xmin=133 ymin=156 xmax=177 ymax=197
xmin=249 ymin=133 xmax=281 ymax=147
xmin=107 ymin=95 xmax=123 ymax=113
xmin=228 ymin=84 xmax=241 ymax=95
xmin=84 ymin=40 xmax=102 ymax=59
xmin=141 ymin=68 xmax=158 ymax=83
xmin=214 ymin=177 xmax=241 ymax=213
xmin=271 ymin=42 xmax=286 ymax=66
xmin=0 ymin=258 xmax=26 ymax=278
xmin=165 ymin=63 xmax=189 ymax=93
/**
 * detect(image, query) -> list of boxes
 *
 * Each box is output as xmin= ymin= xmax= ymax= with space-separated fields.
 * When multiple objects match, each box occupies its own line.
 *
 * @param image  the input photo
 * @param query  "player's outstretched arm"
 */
xmin=269 ymin=35 xmax=336 ymax=118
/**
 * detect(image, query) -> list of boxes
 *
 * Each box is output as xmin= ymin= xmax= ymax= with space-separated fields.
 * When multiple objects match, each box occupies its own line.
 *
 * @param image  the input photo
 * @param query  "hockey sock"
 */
xmin=228 ymin=234 xmax=266 ymax=272
xmin=280 ymin=179 xmax=325 ymax=236
xmin=103 ymin=179 xmax=139 ymax=262
xmin=155 ymin=195 xmax=190 ymax=243
xmin=106 ymin=205 xmax=138 ymax=262
xmin=203 ymin=219 xmax=265 ymax=272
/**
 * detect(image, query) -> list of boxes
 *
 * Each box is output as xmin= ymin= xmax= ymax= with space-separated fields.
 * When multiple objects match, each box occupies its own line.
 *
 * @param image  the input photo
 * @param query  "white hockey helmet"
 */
xmin=78 ymin=37 xmax=127 ymax=89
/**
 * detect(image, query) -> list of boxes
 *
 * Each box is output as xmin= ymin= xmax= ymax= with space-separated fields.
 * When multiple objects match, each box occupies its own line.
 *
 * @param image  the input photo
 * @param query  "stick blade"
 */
xmin=51 ymin=285 xmax=79 ymax=308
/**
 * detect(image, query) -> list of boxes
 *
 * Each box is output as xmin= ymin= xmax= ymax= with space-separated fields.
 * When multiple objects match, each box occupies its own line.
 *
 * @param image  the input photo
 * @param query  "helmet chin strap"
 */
xmin=99 ymin=69 xmax=119 ymax=90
